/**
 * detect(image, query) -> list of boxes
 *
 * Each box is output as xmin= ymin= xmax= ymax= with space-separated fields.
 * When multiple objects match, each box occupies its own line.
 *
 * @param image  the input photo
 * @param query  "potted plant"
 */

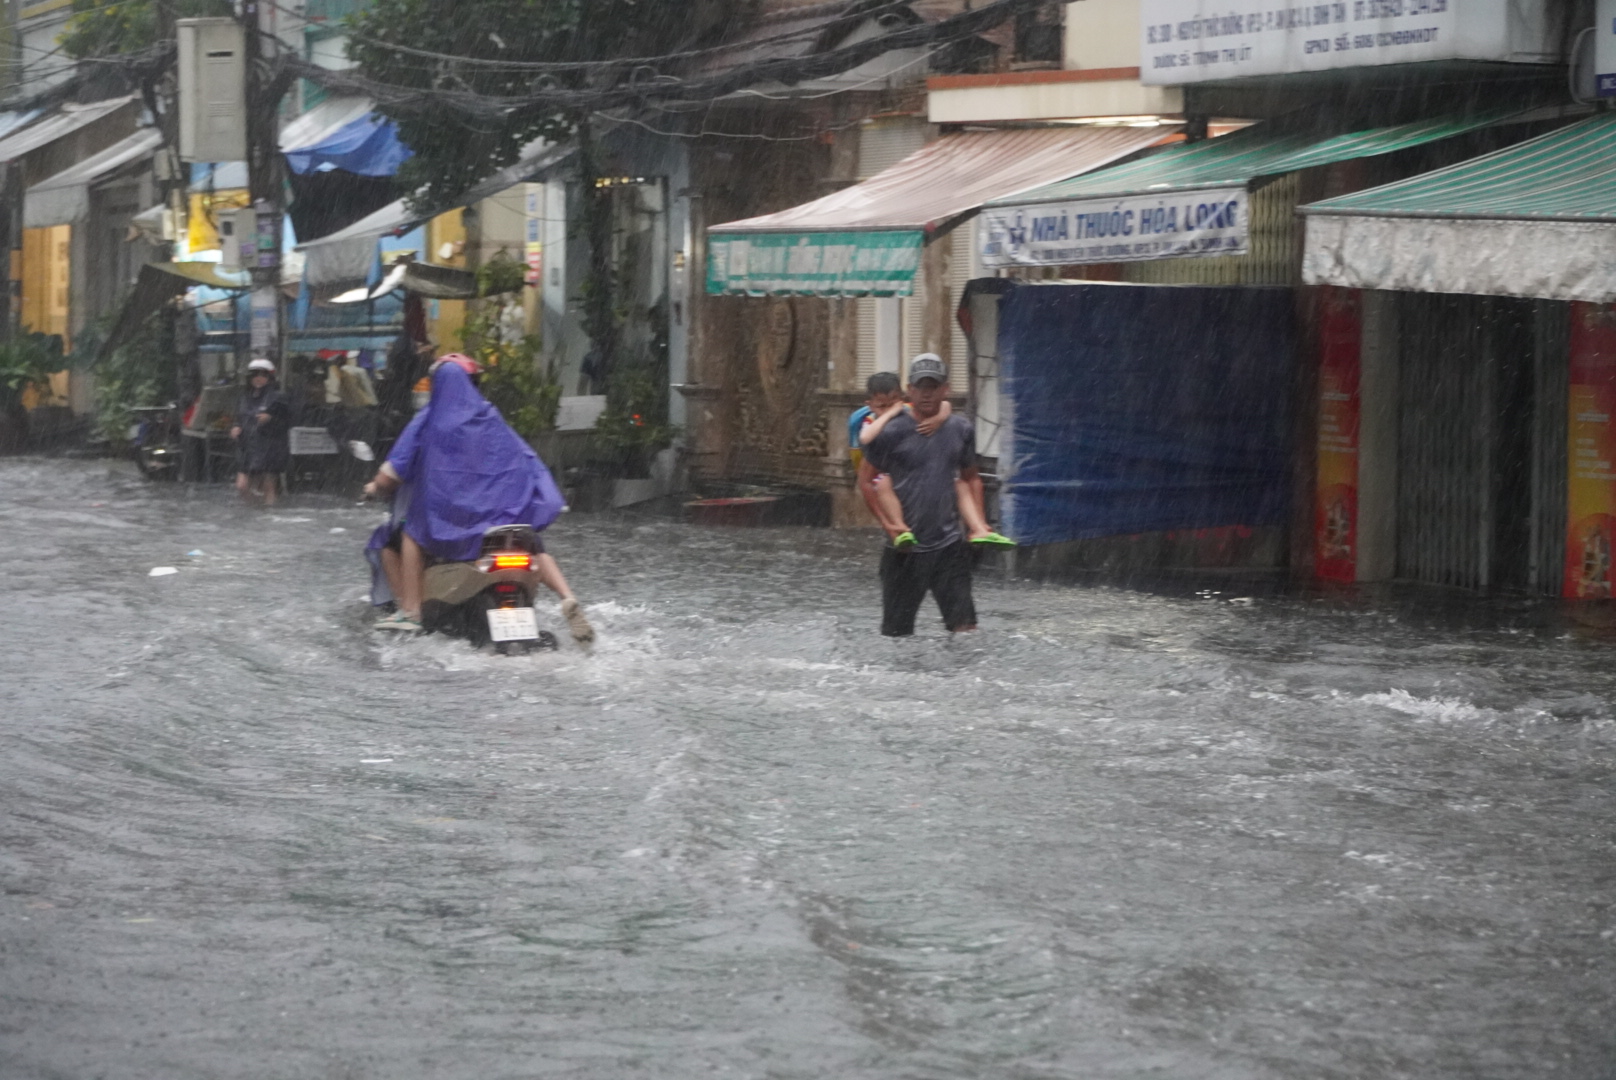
xmin=0 ymin=333 xmax=65 ymax=452
xmin=593 ymin=365 xmax=677 ymax=479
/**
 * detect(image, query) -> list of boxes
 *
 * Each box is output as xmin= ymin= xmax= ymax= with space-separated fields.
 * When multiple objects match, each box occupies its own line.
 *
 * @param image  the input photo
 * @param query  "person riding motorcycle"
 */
xmin=363 ymin=354 xmax=594 ymax=642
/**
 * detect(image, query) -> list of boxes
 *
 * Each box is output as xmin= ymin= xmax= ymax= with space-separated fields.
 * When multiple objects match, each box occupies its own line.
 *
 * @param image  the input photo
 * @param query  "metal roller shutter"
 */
xmin=1396 ymin=294 xmax=1492 ymax=589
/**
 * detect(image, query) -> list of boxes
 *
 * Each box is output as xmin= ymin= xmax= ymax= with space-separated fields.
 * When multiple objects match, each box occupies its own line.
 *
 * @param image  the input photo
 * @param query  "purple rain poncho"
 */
xmin=366 ymin=363 xmax=564 ymax=593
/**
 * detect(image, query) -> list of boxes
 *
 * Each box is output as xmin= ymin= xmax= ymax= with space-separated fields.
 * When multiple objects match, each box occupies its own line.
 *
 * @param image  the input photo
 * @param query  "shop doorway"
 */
xmin=1393 ymin=294 xmax=1566 ymax=593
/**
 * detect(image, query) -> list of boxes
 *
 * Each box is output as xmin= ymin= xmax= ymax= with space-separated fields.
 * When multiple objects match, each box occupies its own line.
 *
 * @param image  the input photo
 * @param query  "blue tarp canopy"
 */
xmin=284 ymin=113 xmax=411 ymax=177
xmin=998 ymin=281 xmax=1293 ymax=546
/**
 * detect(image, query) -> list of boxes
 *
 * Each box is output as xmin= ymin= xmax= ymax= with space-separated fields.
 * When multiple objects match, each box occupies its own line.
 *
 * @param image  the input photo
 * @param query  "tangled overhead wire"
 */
xmin=343 ymin=0 xmax=922 ymax=74
xmin=0 ymin=39 xmax=175 ymax=113
xmin=285 ymin=0 xmax=1053 ymax=125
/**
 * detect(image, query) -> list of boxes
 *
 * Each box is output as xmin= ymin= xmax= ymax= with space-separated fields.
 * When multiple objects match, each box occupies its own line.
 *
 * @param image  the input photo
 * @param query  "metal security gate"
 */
xmin=1397 ymin=295 xmax=1493 ymax=588
xmin=1395 ymin=294 xmax=1544 ymax=591
xmin=1530 ymin=301 xmax=1570 ymax=595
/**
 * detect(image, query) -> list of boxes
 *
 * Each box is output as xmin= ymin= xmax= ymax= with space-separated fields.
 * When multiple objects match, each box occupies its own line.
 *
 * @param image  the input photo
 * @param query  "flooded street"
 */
xmin=1 ymin=457 xmax=1612 ymax=1079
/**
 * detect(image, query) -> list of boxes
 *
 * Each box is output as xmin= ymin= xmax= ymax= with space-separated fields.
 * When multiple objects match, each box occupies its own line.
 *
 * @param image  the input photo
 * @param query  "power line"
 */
xmin=286 ymin=0 xmax=1047 ymax=122
xmin=343 ymin=0 xmax=919 ymax=73
xmin=595 ymin=107 xmax=863 ymax=142
xmin=0 ymin=40 xmax=172 ymax=112
xmin=728 ymin=39 xmax=943 ymax=102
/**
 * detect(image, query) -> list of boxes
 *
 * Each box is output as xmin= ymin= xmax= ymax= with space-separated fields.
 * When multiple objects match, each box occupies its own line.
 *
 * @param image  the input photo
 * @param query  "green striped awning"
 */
xmin=1300 ymin=115 xmax=1616 ymax=222
xmin=987 ymin=114 xmax=1507 ymax=209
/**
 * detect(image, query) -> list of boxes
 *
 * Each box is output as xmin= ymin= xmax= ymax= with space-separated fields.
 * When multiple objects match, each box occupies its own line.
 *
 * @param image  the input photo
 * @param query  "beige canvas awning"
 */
xmin=24 ymin=129 xmax=163 ymax=228
xmin=0 ymin=96 xmax=136 ymax=164
xmin=706 ymin=125 xmax=1174 ymax=296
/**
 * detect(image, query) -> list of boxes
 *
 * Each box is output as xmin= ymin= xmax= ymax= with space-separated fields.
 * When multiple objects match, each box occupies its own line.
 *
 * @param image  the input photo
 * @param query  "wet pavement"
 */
xmin=0 ymin=457 xmax=1613 ymax=1080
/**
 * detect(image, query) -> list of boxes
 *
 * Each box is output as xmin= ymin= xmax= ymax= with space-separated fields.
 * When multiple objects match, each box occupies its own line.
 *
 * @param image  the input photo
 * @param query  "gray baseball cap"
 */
xmin=908 ymin=352 xmax=946 ymax=385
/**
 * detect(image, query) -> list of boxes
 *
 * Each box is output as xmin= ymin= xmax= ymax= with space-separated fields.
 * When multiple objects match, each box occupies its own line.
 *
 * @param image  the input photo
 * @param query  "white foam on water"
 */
xmin=1358 ymin=689 xmax=1491 ymax=725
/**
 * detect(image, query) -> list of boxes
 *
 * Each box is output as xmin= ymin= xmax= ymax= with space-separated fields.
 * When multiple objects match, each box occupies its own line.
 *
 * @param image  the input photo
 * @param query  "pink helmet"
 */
xmin=432 ymin=352 xmax=484 ymax=377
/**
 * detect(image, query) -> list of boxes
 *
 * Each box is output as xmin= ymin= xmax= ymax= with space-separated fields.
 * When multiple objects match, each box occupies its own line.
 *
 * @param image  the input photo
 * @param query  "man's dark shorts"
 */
xmin=880 ymin=540 xmax=976 ymax=637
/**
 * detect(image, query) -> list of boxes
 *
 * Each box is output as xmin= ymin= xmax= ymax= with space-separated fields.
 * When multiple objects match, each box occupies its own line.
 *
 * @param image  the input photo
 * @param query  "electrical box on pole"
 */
xmin=176 ymin=18 xmax=247 ymax=162
xmin=217 ymin=207 xmax=256 ymax=270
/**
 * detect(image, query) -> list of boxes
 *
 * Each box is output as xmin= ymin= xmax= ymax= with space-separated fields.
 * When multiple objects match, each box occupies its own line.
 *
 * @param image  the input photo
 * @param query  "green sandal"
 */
xmin=970 ymin=531 xmax=1017 ymax=548
xmin=891 ymin=531 xmax=917 ymax=551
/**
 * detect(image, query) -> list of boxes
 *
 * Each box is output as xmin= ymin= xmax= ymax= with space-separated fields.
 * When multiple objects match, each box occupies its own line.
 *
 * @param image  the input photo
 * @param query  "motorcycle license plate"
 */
xmin=486 ymin=606 xmax=540 ymax=642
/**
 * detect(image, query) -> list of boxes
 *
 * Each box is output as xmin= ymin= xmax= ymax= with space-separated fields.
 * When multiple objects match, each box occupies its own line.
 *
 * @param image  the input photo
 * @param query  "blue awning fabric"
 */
xmin=284 ymin=113 xmax=412 ymax=178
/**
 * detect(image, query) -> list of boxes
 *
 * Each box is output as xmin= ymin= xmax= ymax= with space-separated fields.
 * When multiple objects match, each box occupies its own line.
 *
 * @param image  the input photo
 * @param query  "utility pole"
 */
xmin=240 ymin=0 xmax=282 ymax=367
xmin=0 ymin=0 xmax=12 ymax=341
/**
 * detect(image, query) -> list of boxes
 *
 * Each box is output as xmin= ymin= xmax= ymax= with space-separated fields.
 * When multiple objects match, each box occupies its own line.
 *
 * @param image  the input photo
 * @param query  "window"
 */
xmin=1012 ymin=1 xmax=1063 ymax=67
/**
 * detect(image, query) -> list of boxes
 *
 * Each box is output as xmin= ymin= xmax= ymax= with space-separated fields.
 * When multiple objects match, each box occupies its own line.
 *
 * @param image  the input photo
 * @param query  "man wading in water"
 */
xmin=863 ymin=355 xmax=982 ymax=636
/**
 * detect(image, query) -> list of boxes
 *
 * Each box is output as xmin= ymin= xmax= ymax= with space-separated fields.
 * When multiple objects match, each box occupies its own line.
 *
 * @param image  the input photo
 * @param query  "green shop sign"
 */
xmin=706 ymin=230 xmax=924 ymax=297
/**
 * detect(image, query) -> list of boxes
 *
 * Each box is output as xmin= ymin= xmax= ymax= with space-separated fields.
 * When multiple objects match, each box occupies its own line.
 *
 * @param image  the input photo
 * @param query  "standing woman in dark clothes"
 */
xmin=232 ymin=358 xmax=292 ymax=506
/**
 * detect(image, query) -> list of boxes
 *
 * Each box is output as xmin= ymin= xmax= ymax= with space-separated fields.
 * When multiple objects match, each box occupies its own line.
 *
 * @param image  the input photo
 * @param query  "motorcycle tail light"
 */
xmin=480 ymin=552 xmax=533 ymax=572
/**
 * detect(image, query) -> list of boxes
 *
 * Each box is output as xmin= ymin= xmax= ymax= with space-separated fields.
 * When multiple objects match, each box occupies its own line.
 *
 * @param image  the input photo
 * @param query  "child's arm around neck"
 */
xmin=858 ymin=399 xmax=909 ymax=446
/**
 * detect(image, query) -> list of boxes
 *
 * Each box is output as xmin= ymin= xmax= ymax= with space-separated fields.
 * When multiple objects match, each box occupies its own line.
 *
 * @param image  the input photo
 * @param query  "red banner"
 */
xmin=1314 ymin=287 xmax=1361 ymax=582
xmin=1564 ymin=301 xmax=1616 ymax=598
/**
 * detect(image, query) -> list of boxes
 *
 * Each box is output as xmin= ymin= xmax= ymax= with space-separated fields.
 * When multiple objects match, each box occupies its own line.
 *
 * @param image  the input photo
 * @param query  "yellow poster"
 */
xmin=1566 ymin=301 xmax=1616 ymax=597
xmin=187 ymin=189 xmax=251 ymax=253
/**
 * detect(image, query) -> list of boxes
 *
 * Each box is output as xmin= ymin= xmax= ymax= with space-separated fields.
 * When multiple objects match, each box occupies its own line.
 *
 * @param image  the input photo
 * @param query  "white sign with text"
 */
xmin=980 ymin=190 xmax=1248 ymax=268
xmin=1141 ymin=0 xmax=1459 ymax=85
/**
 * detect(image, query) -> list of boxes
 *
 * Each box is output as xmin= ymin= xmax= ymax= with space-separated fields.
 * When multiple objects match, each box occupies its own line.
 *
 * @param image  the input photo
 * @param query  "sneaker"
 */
xmin=970 ymin=531 xmax=1017 ymax=548
xmin=373 ymin=611 xmax=422 ymax=633
xmin=891 ymin=531 xmax=917 ymax=551
xmin=561 ymin=597 xmax=595 ymax=644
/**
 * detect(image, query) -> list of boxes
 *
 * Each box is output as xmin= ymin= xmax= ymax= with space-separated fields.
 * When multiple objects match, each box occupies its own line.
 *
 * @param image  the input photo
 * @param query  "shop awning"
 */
xmin=295 ymin=139 xmax=573 ymax=286
xmin=280 ymin=95 xmax=373 ymax=154
xmin=297 ymin=198 xmax=414 ymax=285
xmin=0 ymin=96 xmax=136 ymax=164
xmin=0 ymin=110 xmax=42 ymax=142
xmin=705 ymin=125 xmax=1174 ymax=297
xmin=24 ymin=128 xmax=163 ymax=228
xmin=330 ymin=258 xmax=491 ymax=303
xmin=284 ymin=110 xmax=411 ymax=178
xmin=980 ymin=114 xmax=1504 ymax=268
xmin=1300 ymin=114 xmax=1616 ymax=303
xmin=99 ymin=261 xmax=250 ymax=360
xmin=155 ymin=261 xmax=250 ymax=289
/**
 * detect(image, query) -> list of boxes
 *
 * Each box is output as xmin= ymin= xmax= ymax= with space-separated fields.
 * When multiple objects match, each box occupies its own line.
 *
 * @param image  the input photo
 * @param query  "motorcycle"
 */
xmin=128 ymin=404 xmax=184 ymax=479
xmin=418 ymin=524 xmax=560 ymax=654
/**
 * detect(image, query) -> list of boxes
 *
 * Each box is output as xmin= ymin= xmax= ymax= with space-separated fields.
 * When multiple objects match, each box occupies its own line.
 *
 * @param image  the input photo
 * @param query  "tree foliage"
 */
xmin=88 ymin=311 xmax=179 ymax=444
xmin=0 ymin=333 xmax=64 ymax=410
xmin=461 ymin=261 xmax=562 ymax=440
xmin=60 ymin=0 xmax=231 ymax=59
xmin=346 ymin=0 xmax=739 ymax=211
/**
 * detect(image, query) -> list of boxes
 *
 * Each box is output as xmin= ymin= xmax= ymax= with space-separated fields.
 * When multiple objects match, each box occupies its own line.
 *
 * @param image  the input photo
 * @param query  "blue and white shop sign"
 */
xmin=979 ymin=189 xmax=1246 ymax=268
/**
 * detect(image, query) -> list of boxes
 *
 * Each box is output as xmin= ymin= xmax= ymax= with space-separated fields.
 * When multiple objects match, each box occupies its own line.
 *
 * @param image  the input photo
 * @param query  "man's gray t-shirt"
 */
xmin=865 ymin=412 xmax=976 ymax=552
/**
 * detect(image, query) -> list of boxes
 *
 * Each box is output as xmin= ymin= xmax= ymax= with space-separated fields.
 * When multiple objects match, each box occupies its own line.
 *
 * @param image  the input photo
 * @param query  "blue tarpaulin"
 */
xmin=999 ymin=281 xmax=1293 ymax=546
xmin=284 ymin=114 xmax=412 ymax=177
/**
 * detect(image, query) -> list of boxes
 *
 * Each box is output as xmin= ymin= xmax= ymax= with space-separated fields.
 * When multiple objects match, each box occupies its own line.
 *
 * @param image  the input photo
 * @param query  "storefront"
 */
xmin=970 ymin=113 xmax=1509 ymax=569
xmin=702 ymin=124 xmax=1173 ymax=515
xmin=707 ymin=126 xmax=1171 ymax=299
xmin=1301 ymin=114 xmax=1616 ymax=596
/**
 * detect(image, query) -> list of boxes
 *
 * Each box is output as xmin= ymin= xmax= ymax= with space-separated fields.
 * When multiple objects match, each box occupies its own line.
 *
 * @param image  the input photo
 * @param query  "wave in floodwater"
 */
xmin=0 ymin=458 xmax=1613 ymax=1080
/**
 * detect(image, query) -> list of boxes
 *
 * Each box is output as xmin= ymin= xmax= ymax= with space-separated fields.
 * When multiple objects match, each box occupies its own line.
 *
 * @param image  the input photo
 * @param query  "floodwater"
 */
xmin=1 ymin=457 xmax=1612 ymax=1080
